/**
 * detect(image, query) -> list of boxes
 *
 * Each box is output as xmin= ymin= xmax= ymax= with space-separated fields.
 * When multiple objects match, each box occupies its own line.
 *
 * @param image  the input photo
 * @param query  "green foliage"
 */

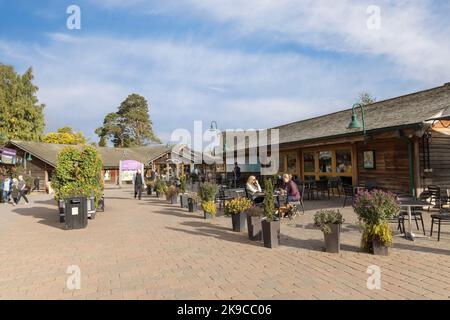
xmin=179 ymin=175 xmax=187 ymax=193
xmin=96 ymin=93 xmax=161 ymax=147
xmin=353 ymin=190 xmax=400 ymax=249
xmin=0 ymin=64 xmax=45 ymax=142
xmin=224 ymin=197 xmax=253 ymax=215
xmin=155 ymin=178 xmax=167 ymax=194
xmin=314 ymin=209 xmax=345 ymax=234
xmin=263 ymin=178 xmax=275 ymax=221
xmin=52 ymin=145 xmax=104 ymax=206
xmin=187 ymin=191 xmax=200 ymax=204
xmin=43 ymin=126 xmax=87 ymax=145
xmin=201 ymin=201 xmax=216 ymax=216
xmin=165 ymin=185 xmax=178 ymax=199
xmin=199 ymin=182 xmax=218 ymax=202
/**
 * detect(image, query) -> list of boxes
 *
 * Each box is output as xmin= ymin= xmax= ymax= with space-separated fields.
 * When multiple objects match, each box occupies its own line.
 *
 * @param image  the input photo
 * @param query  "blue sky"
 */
xmin=1 ymin=0 xmax=450 ymax=143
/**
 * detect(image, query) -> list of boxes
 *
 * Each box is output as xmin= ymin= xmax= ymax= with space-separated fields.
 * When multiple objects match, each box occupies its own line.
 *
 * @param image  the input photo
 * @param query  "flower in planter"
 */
xmin=224 ymin=197 xmax=253 ymax=216
xmin=187 ymin=191 xmax=200 ymax=204
xmin=353 ymin=190 xmax=400 ymax=252
xmin=165 ymin=185 xmax=178 ymax=199
xmin=313 ymin=209 xmax=345 ymax=234
xmin=201 ymin=200 xmax=216 ymax=216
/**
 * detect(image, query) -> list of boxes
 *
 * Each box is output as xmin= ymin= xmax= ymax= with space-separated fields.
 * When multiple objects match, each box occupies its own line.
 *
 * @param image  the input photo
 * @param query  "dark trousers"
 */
xmin=32 ymin=184 xmax=39 ymax=192
xmin=134 ymin=185 xmax=142 ymax=200
xmin=16 ymin=190 xmax=29 ymax=204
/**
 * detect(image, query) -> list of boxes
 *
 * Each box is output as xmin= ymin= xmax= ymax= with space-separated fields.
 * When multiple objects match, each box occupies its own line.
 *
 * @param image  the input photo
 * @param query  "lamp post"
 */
xmin=347 ymin=103 xmax=366 ymax=136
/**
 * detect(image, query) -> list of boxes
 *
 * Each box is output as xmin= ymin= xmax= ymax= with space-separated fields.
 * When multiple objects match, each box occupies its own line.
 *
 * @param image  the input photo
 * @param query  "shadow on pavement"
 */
xmin=12 ymin=205 xmax=64 ymax=230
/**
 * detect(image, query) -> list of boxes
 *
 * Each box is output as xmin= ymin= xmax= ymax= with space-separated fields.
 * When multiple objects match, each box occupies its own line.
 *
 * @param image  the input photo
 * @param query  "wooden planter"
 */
xmin=231 ymin=211 xmax=247 ymax=232
xmin=261 ymin=219 xmax=280 ymax=248
xmin=323 ymin=224 xmax=341 ymax=253
xmin=203 ymin=211 xmax=213 ymax=219
xmin=247 ymin=215 xmax=262 ymax=241
xmin=372 ymin=239 xmax=389 ymax=256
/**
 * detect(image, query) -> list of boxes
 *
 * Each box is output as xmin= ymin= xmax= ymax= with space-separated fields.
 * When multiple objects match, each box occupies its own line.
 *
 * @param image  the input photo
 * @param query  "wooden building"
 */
xmin=225 ymin=82 xmax=450 ymax=195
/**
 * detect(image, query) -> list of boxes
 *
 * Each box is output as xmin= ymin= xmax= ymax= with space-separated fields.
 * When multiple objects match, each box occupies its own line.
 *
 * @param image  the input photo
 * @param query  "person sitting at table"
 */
xmin=283 ymin=174 xmax=301 ymax=203
xmin=246 ymin=175 xmax=262 ymax=199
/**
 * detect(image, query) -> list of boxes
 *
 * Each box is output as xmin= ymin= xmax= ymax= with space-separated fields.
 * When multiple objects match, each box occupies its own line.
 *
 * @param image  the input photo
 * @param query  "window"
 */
xmin=279 ymin=154 xmax=286 ymax=173
xmin=336 ymin=149 xmax=352 ymax=174
xmin=303 ymin=152 xmax=315 ymax=173
xmin=287 ymin=153 xmax=297 ymax=173
xmin=319 ymin=151 xmax=332 ymax=173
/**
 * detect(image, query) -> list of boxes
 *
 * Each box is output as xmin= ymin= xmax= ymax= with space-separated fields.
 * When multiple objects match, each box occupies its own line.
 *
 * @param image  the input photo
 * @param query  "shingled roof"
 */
xmin=274 ymin=83 xmax=450 ymax=145
xmin=7 ymin=141 xmax=172 ymax=168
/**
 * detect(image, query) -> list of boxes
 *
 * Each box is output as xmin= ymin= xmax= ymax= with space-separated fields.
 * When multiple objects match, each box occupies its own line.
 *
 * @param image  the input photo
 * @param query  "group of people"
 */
xmin=246 ymin=173 xmax=301 ymax=206
xmin=1 ymin=175 xmax=32 ymax=206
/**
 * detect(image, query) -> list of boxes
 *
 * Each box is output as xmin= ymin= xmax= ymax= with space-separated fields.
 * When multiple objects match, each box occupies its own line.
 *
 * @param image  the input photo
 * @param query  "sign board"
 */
xmin=0 ymin=148 xmax=17 ymax=165
xmin=119 ymin=160 xmax=144 ymax=185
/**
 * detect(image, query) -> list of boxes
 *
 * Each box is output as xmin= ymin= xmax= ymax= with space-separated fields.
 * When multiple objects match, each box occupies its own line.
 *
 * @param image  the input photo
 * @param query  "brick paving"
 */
xmin=0 ymin=186 xmax=450 ymax=300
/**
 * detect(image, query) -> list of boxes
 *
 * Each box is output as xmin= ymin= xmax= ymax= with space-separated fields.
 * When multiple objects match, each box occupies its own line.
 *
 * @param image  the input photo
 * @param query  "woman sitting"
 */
xmin=246 ymin=176 xmax=263 ymax=200
xmin=283 ymin=174 xmax=301 ymax=203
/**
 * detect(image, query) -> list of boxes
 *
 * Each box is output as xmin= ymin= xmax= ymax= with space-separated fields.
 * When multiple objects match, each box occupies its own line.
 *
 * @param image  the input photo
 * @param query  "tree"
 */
xmin=96 ymin=93 xmax=160 ymax=147
xmin=0 ymin=64 xmax=45 ymax=142
xmin=43 ymin=126 xmax=87 ymax=145
xmin=359 ymin=92 xmax=377 ymax=105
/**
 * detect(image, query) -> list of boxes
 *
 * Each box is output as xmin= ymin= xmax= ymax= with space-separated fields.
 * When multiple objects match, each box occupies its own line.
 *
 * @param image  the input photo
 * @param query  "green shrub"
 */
xmin=165 ymin=185 xmax=178 ymax=199
xmin=199 ymin=182 xmax=218 ymax=202
xmin=263 ymin=178 xmax=276 ymax=221
xmin=353 ymin=190 xmax=400 ymax=251
xmin=155 ymin=178 xmax=167 ymax=194
xmin=314 ymin=209 xmax=344 ymax=234
xmin=52 ymin=145 xmax=104 ymax=206
xmin=179 ymin=175 xmax=187 ymax=193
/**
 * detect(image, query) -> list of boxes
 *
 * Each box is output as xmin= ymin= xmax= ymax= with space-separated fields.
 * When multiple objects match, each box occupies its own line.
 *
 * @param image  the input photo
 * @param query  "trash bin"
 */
xmin=65 ymin=197 xmax=88 ymax=230
xmin=58 ymin=199 xmax=65 ymax=223
xmin=86 ymin=196 xmax=96 ymax=219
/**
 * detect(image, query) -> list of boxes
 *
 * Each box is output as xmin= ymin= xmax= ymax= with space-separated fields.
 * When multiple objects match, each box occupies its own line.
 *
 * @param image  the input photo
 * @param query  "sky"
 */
xmin=1 ymin=0 xmax=450 ymax=144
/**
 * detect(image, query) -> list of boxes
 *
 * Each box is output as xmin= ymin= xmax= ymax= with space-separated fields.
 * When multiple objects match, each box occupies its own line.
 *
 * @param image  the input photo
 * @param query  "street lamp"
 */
xmin=347 ymin=103 xmax=366 ymax=136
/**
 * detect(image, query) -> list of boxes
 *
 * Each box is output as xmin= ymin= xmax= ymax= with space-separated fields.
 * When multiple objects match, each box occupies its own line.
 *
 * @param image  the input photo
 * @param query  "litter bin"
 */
xmin=65 ymin=197 xmax=88 ymax=230
xmin=86 ymin=196 xmax=96 ymax=219
xmin=58 ymin=199 xmax=65 ymax=223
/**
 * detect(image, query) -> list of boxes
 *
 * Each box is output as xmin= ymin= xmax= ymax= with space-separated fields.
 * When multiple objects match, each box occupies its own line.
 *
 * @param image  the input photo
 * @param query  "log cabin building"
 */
xmin=225 ymin=82 xmax=450 ymax=196
xmin=2 ymin=141 xmax=192 ymax=189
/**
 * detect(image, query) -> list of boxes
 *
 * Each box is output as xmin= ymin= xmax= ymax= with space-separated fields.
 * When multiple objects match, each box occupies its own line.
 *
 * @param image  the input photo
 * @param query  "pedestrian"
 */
xmin=11 ymin=178 xmax=19 ymax=206
xmin=31 ymin=176 xmax=40 ymax=192
xmin=2 ymin=176 xmax=11 ymax=204
xmin=233 ymin=162 xmax=241 ymax=188
xmin=16 ymin=175 xmax=29 ymax=205
xmin=134 ymin=169 xmax=144 ymax=200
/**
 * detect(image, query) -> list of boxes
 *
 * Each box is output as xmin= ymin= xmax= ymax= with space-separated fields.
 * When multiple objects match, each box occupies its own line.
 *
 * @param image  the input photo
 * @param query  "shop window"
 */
xmin=319 ymin=151 xmax=332 ymax=173
xmin=336 ymin=149 xmax=352 ymax=174
xmin=303 ymin=152 xmax=315 ymax=173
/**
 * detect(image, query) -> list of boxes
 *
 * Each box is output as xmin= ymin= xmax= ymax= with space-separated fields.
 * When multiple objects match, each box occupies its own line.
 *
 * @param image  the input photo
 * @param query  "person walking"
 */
xmin=2 ymin=176 xmax=11 ymax=204
xmin=134 ymin=169 xmax=144 ymax=200
xmin=11 ymin=178 xmax=19 ymax=206
xmin=31 ymin=176 xmax=40 ymax=192
xmin=16 ymin=175 xmax=29 ymax=205
xmin=233 ymin=162 xmax=241 ymax=188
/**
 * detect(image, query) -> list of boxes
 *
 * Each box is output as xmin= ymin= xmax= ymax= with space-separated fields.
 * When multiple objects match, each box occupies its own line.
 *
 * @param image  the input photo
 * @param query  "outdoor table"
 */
xmin=399 ymin=199 xmax=431 ymax=241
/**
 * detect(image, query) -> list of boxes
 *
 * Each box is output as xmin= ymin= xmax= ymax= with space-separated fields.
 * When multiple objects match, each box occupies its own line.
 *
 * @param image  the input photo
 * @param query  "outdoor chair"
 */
xmin=328 ymin=177 xmax=342 ymax=197
xmin=342 ymin=184 xmax=355 ymax=208
xmin=397 ymin=195 xmax=426 ymax=236
xmin=285 ymin=184 xmax=305 ymax=214
xmin=430 ymin=195 xmax=450 ymax=241
xmin=315 ymin=180 xmax=330 ymax=200
xmin=216 ymin=186 xmax=233 ymax=211
xmin=427 ymin=185 xmax=441 ymax=210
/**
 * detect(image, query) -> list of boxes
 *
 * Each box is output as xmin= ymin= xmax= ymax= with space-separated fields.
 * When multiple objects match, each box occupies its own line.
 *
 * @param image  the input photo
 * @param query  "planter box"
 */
xmin=323 ymin=224 xmax=341 ymax=253
xmin=180 ymin=194 xmax=189 ymax=208
xmin=372 ymin=239 xmax=389 ymax=256
xmin=231 ymin=211 xmax=247 ymax=232
xmin=247 ymin=215 xmax=262 ymax=241
xmin=170 ymin=195 xmax=178 ymax=204
xmin=261 ymin=219 xmax=280 ymax=248
xmin=147 ymin=186 xmax=153 ymax=195
xmin=203 ymin=211 xmax=213 ymax=219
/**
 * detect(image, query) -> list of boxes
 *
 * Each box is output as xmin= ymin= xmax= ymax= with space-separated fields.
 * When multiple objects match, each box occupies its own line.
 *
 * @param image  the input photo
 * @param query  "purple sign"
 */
xmin=120 ymin=160 xmax=143 ymax=171
xmin=1 ymin=148 xmax=16 ymax=156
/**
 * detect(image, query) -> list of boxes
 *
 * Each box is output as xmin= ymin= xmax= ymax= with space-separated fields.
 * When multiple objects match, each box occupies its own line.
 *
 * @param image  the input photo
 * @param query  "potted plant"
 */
xmin=225 ymin=197 xmax=253 ymax=232
xmin=261 ymin=179 xmax=280 ymax=248
xmin=187 ymin=192 xmax=200 ymax=212
xmin=199 ymin=182 xmax=218 ymax=219
xmin=353 ymin=190 xmax=400 ymax=256
xmin=314 ymin=209 xmax=345 ymax=253
xmin=155 ymin=179 xmax=167 ymax=198
xmin=165 ymin=185 xmax=178 ymax=204
xmin=179 ymin=176 xmax=188 ymax=208
xmin=246 ymin=206 xmax=264 ymax=240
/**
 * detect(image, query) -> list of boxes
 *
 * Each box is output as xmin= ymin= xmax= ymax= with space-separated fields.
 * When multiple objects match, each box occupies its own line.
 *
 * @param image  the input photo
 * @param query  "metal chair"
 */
xmin=315 ymin=179 xmax=330 ymax=200
xmin=328 ymin=177 xmax=342 ymax=197
xmin=397 ymin=195 xmax=426 ymax=236
xmin=427 ymin=185 xmax=441 ymax=210
xmin=431 ymin=195 xmax=450 ymax=241
xmin=342 ymin=184 xmax=355 ymax=207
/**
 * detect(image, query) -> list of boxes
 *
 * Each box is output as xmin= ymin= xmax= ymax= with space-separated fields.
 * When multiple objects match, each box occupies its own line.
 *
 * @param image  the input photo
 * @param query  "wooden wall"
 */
xmin=419 ymin=128 xmax=450 ymax=191
xmin=357 ymin=138 xmax=411 ymax=193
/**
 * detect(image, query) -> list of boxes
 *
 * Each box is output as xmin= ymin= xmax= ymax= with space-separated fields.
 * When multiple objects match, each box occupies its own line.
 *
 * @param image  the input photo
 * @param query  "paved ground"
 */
xmin=1 ymin=186 xmax=450 ymax=300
